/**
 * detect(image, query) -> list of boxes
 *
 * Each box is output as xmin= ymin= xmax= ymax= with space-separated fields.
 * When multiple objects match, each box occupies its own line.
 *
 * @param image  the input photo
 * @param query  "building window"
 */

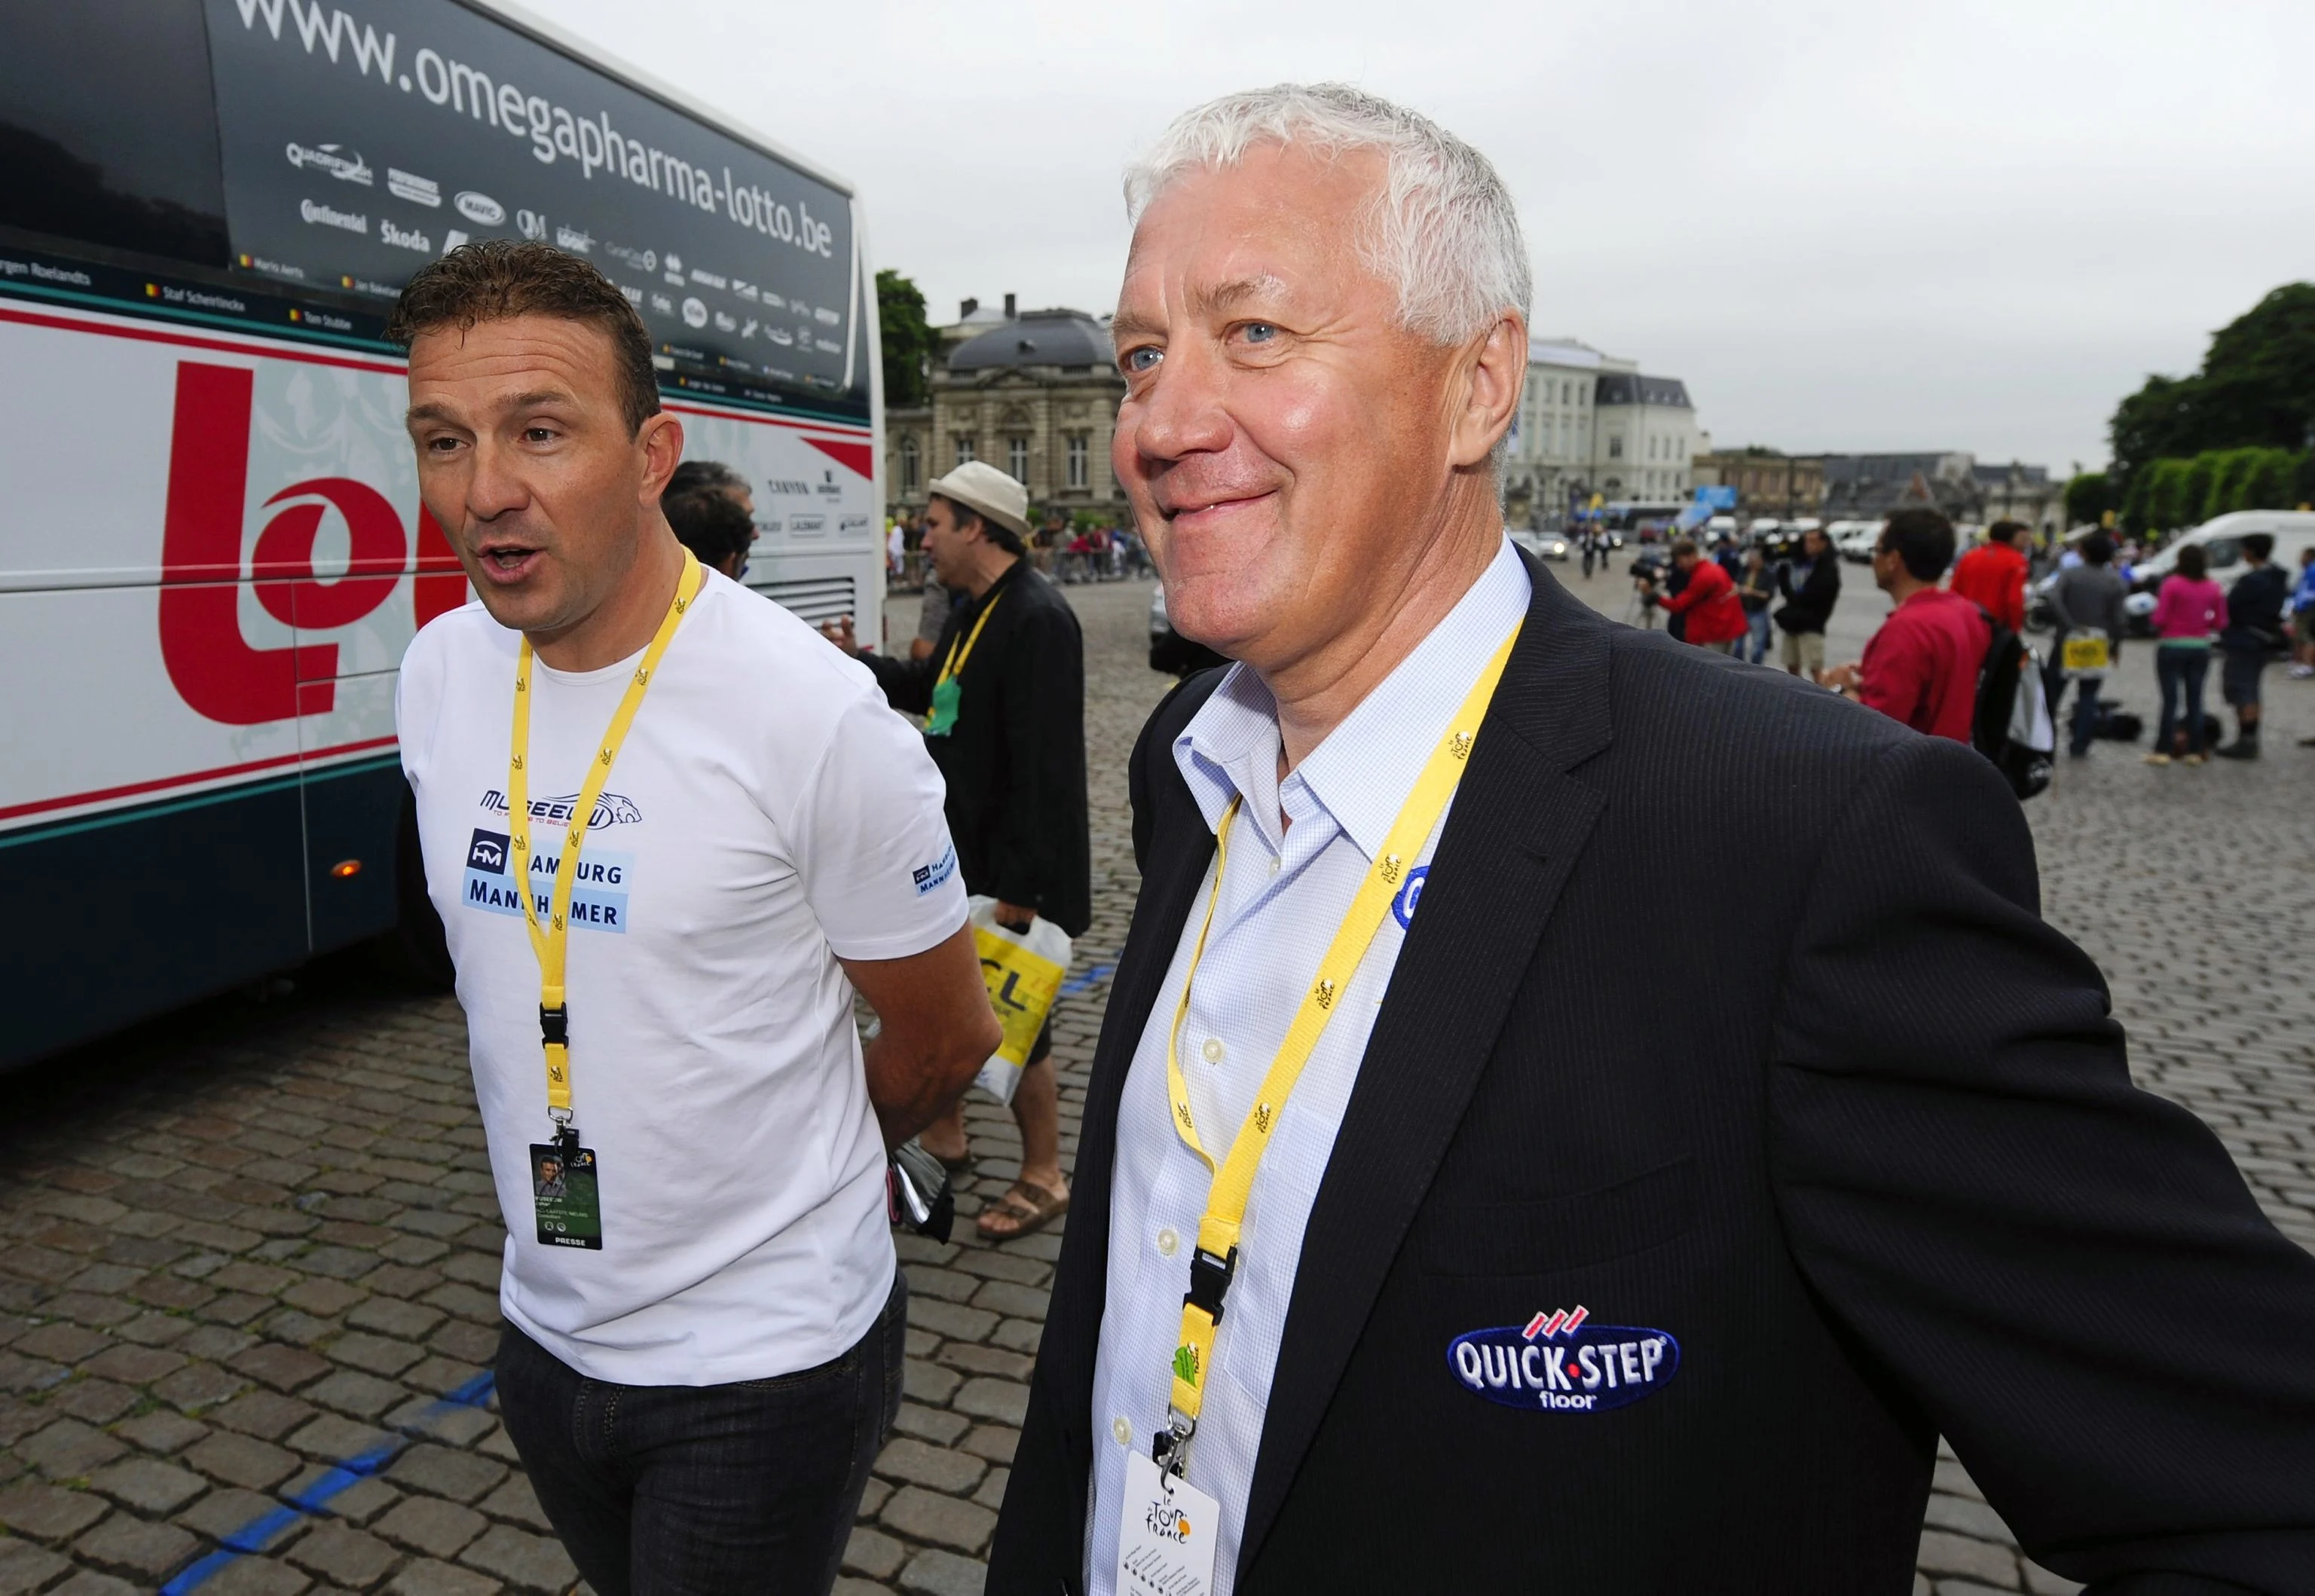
xmin=1607 ymin=434 xmax=1624 ymax=460
xmin=954 ymin=436 xmax=975 ymax=468
xmin=900 ymin=434 xmax=919 ymax=495
xmin=1066 ymin=433 xmax=1089 ymax=490
xmin=1008 ymin=436 xmax=1029 ymax=481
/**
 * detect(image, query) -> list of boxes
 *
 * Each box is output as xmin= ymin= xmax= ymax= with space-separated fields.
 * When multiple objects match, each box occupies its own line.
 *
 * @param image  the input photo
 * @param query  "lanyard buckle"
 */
xmin=1153 ymin=1411 xmax=1195 ymax=1478
xmin=1185 ymin=1244 xmax=1237 ymax=1325
xmin=539 ymin=1003 xmax=570 ymax=1047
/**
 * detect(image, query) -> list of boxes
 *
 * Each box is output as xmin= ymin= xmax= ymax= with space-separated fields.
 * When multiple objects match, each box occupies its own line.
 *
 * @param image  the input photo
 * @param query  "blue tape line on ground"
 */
xmin=1058 ymin=956 xmax=1118 ymax=997
xmin=161 ymin=1550 xmax=240 ymax=1596
xmin=219 ymin=1506 xmax=303 ymax=1553
xmin=162 ymin=1370 xmax=498 ymax=1594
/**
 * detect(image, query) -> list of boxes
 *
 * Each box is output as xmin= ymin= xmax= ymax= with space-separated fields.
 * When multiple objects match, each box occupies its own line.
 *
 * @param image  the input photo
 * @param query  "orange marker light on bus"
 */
xmin=329 ymin=859 xmax=362 ymax=879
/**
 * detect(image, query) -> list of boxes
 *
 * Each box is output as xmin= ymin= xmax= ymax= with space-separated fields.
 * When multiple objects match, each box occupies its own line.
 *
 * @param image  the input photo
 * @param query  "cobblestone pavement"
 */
xmin=1 ymin=563 xmax=2307 ymax=1595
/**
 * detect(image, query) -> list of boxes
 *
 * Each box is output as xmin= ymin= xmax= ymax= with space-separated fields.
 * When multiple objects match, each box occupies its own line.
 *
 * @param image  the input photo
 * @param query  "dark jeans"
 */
xmin=2155 ymin=645 xmax=2211 ymax=755
xmin=2048 ymin=672 xmax=2102 ymax=755
xmin=495 ymin=1272 xmax=907 ymax=1596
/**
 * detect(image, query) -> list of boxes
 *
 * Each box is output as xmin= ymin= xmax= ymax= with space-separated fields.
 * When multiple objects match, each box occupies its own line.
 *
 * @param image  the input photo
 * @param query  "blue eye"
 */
xmin=1124 ymin=346 xmax=1162 ymax=373
xmin=1243 ymin=323 xmax=1276 ymax=343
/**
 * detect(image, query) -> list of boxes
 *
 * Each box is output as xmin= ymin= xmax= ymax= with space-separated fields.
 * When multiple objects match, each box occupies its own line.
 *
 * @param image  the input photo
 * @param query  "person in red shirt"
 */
xmin=1949 ymin=519 xmax=2031 ymax=634
xmin=1824 ymin=509 xmax=1989 ymax=741
xmin=1654 ymin=538 xmax=1749 ymax=653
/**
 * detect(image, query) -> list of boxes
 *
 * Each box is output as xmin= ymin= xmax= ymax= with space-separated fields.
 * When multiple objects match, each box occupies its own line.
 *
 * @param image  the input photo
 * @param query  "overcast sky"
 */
xmin=534 ymin=0 xmax=2315 ymax=473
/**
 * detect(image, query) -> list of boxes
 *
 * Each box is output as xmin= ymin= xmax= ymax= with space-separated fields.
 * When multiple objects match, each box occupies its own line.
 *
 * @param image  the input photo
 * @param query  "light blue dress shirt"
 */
xmin=1084 ymin=540 xmax=1532 ymax=1594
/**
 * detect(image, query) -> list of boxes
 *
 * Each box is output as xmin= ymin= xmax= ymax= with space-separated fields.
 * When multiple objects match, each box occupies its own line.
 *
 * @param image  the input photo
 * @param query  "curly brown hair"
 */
xmin=387 ymin=240 xmax=660 ymax=436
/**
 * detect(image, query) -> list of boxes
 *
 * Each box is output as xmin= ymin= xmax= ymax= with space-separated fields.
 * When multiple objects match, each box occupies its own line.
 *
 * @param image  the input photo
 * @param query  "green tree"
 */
xmin=2063 ymin=470 xmax=2112 ymax=527
xmin=2203 ymin=446 xmax=2256 ymax=518
xmin=2143 ymin=457 xmax=2194 ymax=532
xmin=2107 ymin=283 xmax=2315 ymax=500
xmin=2109 ymin=373 xmax=2200 ymax=497
xmin=2238 ymin=447 xmax=2301 ymax=510
xmin=876 ymin=268 xmax=932 ymax=408
xmin=2180 ymin=453 xmax=2221 ymax=525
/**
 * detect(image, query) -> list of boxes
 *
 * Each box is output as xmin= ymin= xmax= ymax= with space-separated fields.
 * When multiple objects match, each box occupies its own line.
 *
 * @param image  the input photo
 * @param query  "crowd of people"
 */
xmin=382 ymin=78 xmax=2315 ymax=1596
xmin=887 ymin=509 xmax=1149 ymax=587
xmin=1613 ymin=507 xmax=2315 ymax=766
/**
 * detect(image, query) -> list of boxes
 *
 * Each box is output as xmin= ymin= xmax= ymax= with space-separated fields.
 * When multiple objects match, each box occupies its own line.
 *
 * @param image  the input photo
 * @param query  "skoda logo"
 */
xmin=454 ymin=191 xmax=504 ymax=225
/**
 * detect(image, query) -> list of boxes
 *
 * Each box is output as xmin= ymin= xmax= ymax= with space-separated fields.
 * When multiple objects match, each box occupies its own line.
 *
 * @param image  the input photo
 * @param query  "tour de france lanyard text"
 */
xmin=925 ymin=584 xmax=1003 ymax=738
xmin=1154 ymin=624 xmax=1521 ymax=1480
xmin=507 ymin=549 xmax=704 ymax=1144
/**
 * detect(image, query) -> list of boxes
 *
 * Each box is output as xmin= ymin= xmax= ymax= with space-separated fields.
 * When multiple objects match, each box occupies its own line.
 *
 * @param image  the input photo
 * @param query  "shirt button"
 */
xmin=1201 ymin=1037 xmax=1225 ymax=1064
xmin=1157 ymin=1228 xmax=1179 ymax=1258
xmin=1113 ymin=1416 xmax=1133 ymax=1448
xmin=1269 ymin=855 xmax=1283 ymax=876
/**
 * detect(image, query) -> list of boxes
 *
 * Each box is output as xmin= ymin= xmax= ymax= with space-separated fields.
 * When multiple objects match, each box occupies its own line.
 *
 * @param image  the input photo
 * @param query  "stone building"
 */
xmin=1973 ymin=461 xmax=2063 ymax=534
xmin=1817 ymin=451 xmax=2053 ymax=531
xmin=1592 ymin=371 xmax=1699 ymax=504
xmin=1691 ymin=448 xmax=1827 ymax=518
xmin=1501 ymin=339 xmax=1702 ymax=524
xmin=885 ymin=295 xmax=1127 ymax=518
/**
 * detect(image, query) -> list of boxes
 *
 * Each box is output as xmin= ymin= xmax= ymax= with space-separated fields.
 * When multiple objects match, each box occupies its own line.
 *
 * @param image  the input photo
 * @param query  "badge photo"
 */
xmin=1448 ymin=1305 xmax=1680 ymax=1413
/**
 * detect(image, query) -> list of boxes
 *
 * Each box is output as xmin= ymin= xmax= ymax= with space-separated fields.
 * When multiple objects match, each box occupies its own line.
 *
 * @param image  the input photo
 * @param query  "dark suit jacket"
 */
xmin=1775 ymin=551 xmax=1841 ymax=634
xmin=864 ymin=561 xmax=1091 ymax=936
xmin=989 ymin=556 xmax=2315 ymax=1594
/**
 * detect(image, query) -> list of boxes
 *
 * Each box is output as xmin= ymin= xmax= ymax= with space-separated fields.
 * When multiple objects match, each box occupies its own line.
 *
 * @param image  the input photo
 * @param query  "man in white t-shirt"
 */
xmin=390 ymin=240 xmax=1001 ymax=1594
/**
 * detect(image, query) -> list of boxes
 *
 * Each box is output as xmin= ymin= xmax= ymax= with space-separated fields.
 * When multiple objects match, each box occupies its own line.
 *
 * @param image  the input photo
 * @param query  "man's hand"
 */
xmin=818 ymin=614 xmax=858 ymax=655
xmin=1820 ymin=662 xmax=1861 ymax=694
xmin=995 ymin=901 xmax=1036 ymax=934
xmin=839 ymin=925 xmax=1000 ymax=1151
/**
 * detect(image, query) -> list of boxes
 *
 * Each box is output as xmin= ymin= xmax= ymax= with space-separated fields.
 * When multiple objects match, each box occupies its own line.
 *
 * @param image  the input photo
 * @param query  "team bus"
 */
xmin=1 ymin=0 xmax=886 ymax=1069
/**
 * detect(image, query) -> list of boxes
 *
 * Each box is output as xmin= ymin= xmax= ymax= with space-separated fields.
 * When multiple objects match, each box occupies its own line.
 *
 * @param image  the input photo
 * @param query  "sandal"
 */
xmin=926 ymin=1146 xmax=976 ymax=1177
xmin=977 ymin=1178 xmax=1069 ymax=1241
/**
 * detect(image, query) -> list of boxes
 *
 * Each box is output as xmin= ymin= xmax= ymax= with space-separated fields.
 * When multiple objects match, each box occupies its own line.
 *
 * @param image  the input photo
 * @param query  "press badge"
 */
xmin=1116 ymin=1451 xmax=1219 ymax=1596
xmin=529 ymin=1142 xmax=603 ymax=1249
xmin=924 ymin=674 xmax=962 ymax=737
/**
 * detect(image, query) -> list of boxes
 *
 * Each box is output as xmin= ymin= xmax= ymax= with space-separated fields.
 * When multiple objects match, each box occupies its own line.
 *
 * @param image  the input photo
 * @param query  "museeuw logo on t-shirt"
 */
xmin=396 ymin=572 xmax=968 ymax=1387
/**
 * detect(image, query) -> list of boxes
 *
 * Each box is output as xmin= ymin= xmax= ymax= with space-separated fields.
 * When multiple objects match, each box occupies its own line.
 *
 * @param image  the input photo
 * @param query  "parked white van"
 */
xmin=2121 ymin=511 xmax=2315 ymax=626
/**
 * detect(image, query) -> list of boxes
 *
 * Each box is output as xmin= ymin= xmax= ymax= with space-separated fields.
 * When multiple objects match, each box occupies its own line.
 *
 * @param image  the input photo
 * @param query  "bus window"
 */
xmin=0 ymin=0 xmax=228 ymax=266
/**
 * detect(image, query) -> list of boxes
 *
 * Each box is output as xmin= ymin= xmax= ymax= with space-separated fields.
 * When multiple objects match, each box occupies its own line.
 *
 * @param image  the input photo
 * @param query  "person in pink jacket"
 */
xmin=2146 ymin=542 xmax=2228 ymax=764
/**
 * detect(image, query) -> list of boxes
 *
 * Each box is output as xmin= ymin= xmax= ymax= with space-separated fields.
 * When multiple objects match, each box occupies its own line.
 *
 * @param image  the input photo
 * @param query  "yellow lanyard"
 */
xmin=1156 ymin=624 xmax=1521 ymax=1469
xmin=507 ymin=549 xmax=704 ymax=1132
xmin=937 ymin=585 xmax=1004 ymax=687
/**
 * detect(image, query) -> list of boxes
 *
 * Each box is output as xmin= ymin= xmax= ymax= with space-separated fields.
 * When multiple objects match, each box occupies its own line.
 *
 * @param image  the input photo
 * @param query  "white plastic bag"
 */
xmin=966 ymin=895 xmax=1072 ymax=1103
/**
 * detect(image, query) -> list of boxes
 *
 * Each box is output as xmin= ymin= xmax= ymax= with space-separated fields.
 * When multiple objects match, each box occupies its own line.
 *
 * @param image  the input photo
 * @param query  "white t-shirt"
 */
xmin=396 ymin=570 xmax=967 ymax=1386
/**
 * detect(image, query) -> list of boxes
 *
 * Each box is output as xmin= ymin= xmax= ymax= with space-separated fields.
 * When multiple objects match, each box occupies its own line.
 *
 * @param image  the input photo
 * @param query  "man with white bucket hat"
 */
xmin=824 ymin=460 xmax=1093 ymax=1239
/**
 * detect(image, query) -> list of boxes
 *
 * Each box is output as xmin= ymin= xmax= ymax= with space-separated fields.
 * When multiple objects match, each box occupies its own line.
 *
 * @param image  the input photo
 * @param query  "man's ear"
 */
xmin=637 ymin=411 xmax=686 ymax=503
xmin=1447 ymin=313 xmax=1528 ymax=471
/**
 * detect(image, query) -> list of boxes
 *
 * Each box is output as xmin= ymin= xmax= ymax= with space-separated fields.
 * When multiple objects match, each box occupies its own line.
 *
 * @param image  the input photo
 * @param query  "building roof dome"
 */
xmin=948 ymin=308 xmax=1114 ymax=372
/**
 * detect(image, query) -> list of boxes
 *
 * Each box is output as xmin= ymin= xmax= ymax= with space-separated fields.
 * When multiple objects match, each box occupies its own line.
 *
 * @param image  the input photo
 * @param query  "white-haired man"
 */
xmin=989 ymin=84 xmax=2315 ymax=1596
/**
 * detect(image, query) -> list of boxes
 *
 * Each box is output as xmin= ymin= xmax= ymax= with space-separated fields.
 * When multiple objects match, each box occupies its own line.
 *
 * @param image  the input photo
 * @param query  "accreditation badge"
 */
xmin=924 ymin=674 xmax=962 ymax=738
xmin=529 ymin=1142 xmax=603 ymax=1249
xmin=1116 ymin=1451 xmax=1219 ymax=1596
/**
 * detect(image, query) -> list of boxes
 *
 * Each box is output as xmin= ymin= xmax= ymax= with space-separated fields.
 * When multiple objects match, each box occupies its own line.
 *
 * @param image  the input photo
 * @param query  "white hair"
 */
xmin=1124 ymin=83 xmax=1532 ymax=347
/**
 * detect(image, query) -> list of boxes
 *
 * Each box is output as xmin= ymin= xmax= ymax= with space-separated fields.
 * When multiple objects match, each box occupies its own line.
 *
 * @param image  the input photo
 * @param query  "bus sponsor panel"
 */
xmin=203 ymin=0 xmax=860 ymax=406
xmin=0 ymin=307 xmax=870 ymax=835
